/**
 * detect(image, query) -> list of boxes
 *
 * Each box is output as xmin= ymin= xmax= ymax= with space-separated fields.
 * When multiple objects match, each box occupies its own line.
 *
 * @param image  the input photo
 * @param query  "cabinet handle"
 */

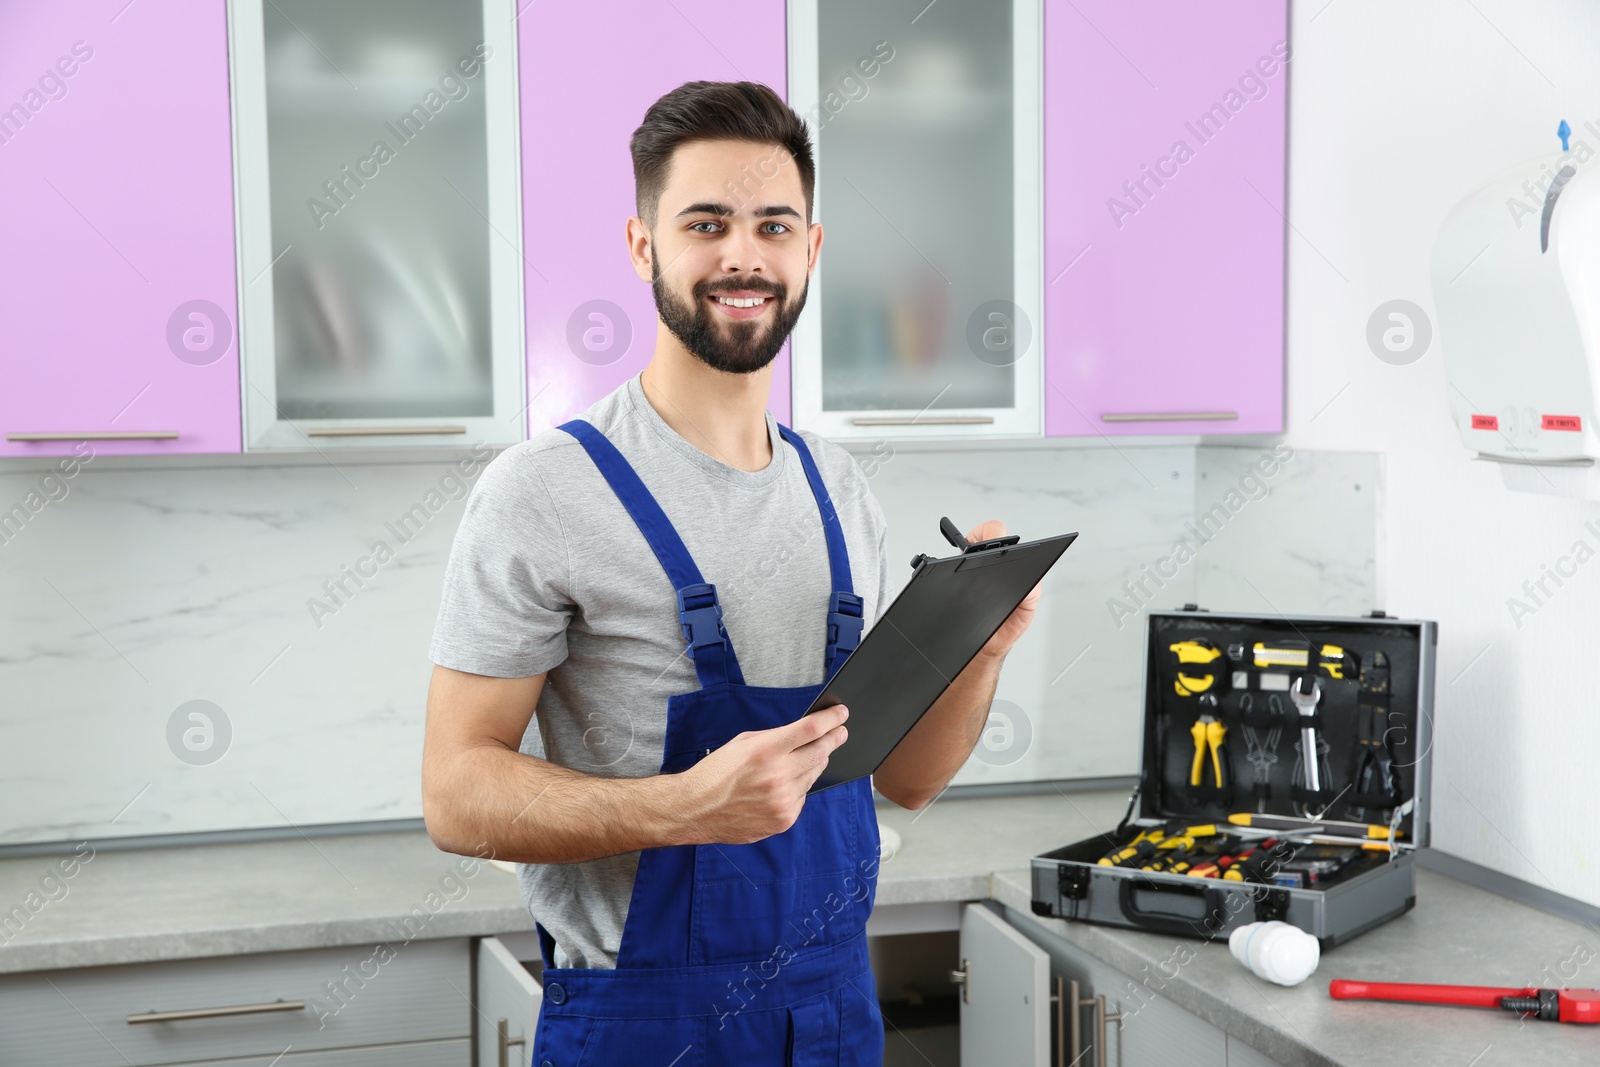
xmin=1093 ymin=992 xmax=1124 ymax=1067
xmin=1100 ymin=411 xmax=1237 ymax=422
xmin=127 ymin=999 xmax=304 ymax=1024
xmin=1070 ymin=978 xmax=1089 ymax=1067
xmin=850 ymin=416 xmax=995 ymax=426
xmin=948 ymin=960 xmax=969 ymax=1004
xmin=8 ymin=431 xmax=179 ymax=441
xmin=1050 ymin=975 xmax=1067 ymax=1067
xmin=304 ymin=425 xmax=468 ymax=437
xmin=497 ymin=1017 xmax=525 ymax=1067
xmin=1057 ymin=979 xmax=1122 ymax=1067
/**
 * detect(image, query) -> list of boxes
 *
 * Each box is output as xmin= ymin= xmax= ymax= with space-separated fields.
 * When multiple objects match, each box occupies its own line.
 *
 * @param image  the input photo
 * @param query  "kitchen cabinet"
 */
xmin=147 ymin=1042 xmax=471 ymax=1066
xmin=982 ymin=902 xmax=1291 ymax=1067
xmin=474 ymin=936 xmax=543 ymax=1067
xmin=518 ymin=0 xmax=792 ymax=434
xmin=0 ymin=940 xmax=470 ymax=1066
xmin=229 ymin=0 xmax=527 ymax=450
xmin=788 ymin=0 xmax=1044 ymax=440
xmin=1043 ymin=0 xmax=1288 ymax=437
xmin=0 ymin=0 xmax=242 ymax=457
xmin=956 ymin=901 xmax=1051 ymax=1065
xmin=1229 ymin=1034 xmax=1289 ymax=1067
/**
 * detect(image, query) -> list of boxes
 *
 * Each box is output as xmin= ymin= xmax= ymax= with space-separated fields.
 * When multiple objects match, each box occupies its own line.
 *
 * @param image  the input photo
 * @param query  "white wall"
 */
xmin=1281 ymin=0 xmax=1600 ymax=905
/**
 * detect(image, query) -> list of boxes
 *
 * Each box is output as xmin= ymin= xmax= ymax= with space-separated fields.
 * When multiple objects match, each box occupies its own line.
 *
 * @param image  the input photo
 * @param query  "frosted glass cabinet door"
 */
xmin=1044 ymin=0 xmax=1287 ymax=437
xmin=789 ymin=0 xmax=1044 ymax=440
xmin=0 ymin=1 xmax=241 ymax=457
xmin=229 ymin=0 xmax=526 ymax=450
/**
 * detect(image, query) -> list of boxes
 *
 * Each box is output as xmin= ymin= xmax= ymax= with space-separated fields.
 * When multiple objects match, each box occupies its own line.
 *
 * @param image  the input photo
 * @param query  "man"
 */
xmin=423 ymin=80 xmax=1039 ymax=1065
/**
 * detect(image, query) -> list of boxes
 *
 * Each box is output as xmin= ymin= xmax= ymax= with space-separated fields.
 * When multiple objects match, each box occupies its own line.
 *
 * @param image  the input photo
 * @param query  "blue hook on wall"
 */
xmin=1559 ymin=118 xmax=1572 ymax=152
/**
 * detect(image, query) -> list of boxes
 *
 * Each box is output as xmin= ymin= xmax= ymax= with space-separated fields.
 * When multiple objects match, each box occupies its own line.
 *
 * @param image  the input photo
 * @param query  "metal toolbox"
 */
xmin=1032 ymin=607 xmax=1437 ymax=948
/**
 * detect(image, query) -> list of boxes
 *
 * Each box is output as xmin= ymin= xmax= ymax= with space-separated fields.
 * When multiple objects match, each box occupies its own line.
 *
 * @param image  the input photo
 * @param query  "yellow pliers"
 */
xmin=1190 ymin=712 xmax=1227 ymax=788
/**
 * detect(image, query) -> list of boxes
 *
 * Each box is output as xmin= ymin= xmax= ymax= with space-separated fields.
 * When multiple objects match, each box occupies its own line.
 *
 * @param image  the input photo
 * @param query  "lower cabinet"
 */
xmin=955 ymin=902 xmax=1287 ymax=1067
xmin=474 ymin=936 xmax=543 ymax=1067
xmin=0 ymin=940 xmax=470 ymax=1067
xmin=0 ymin=922 xmax=1283 ymax=1066
xmin=1226 ymin=1033 xmax=1288 ymax=1067
xmin=152 ymin=1040 xmax=471 ymax=1065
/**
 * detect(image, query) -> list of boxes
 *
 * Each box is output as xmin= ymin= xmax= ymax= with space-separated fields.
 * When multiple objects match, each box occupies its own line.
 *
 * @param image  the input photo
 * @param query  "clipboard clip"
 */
xmin=941 ymin=516 xmax=1020 ymax=554
xmin=909 ymin=517 xmax=1024 ymax=570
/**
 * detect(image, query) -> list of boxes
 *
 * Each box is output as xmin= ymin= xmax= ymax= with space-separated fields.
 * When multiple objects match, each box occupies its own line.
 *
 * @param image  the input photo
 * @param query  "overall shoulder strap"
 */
xmin=558 ymin=419 xmax=743 ymax=688
xmin=777 ymin=423 xmax=864 ymax=675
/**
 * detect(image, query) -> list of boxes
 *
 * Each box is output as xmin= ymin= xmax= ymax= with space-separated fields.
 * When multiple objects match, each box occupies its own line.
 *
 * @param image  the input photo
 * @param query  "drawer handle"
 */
xmin=127 ymin=999 xmax=306 ymax=1024
xmin=8 ymin=431 xmax=180 ymax=441
xmin=304 ymin=425 xmax=469 ymax=437
xmin=1100 ymin=411 xmax=1238 ymax=422
xmin=850 ymin=416 xmax=995 ymax=426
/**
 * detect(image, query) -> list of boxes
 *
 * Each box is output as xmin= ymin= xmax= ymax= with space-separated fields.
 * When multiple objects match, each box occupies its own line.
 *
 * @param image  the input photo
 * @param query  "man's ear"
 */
xmin=626 ymin=216 xmax=653 ymax=283
xmin=807 ymin=220 xmax=824 ymax=276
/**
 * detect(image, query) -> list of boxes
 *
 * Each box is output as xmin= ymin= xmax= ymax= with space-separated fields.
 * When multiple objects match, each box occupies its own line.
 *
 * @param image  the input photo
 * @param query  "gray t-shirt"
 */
xmin=428 ymin=372 xmax=889 ymax=969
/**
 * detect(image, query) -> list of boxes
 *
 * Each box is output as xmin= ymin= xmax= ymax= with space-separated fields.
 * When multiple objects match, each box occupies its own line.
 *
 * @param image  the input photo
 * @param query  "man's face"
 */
xmin=631 ymin=139 xmax=821 ymax=375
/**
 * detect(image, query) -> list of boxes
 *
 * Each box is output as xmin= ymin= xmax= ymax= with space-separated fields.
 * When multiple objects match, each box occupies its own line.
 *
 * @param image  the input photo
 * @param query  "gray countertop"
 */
xmin=2 ymin=791 xmax=1593 ymax=1066
xmin=992 ymin=868 xmax=1600 ymax=1067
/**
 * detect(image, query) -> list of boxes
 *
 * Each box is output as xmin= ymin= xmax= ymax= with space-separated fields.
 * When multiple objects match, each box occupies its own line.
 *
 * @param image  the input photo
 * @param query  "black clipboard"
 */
xmin=805 ymin=521 xmax=1078 ymax=792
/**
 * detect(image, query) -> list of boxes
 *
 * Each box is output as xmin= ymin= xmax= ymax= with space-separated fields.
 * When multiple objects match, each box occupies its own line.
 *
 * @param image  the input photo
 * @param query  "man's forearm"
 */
xmin=426 ymin=744 xmax=693 ymax=864
xmin=873 ymin=650 xmax=1005 ymax=809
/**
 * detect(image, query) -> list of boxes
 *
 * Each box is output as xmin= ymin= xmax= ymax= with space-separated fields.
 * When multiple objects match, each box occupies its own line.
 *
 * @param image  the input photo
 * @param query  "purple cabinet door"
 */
xmin=518 ymin=1 xmax=790 ymax=433
xmin=1044 ymin=1 xmax=1287 ymax=436
xmin=0 ymin=1 xmax=240 ymax=457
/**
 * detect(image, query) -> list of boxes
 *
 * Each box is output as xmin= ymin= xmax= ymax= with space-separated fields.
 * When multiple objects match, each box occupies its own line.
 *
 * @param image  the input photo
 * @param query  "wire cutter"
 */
xmin=1240 ymin=693 xmax=1282 ymax=812
xmin=1350 ymin=650 xmax=1399 ymax=820
xmin=1189 ymin=700 xmax=1227 ymax=788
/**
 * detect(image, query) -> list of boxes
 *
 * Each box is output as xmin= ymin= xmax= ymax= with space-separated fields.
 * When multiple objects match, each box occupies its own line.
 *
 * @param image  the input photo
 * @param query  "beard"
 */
xmin=651 ymin=253 xmax=808 ymax=375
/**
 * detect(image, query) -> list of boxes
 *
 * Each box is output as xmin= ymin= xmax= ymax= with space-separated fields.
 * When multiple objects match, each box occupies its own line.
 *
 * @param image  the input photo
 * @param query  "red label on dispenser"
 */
xmin=1470 ymin=415 xmax=1498 ymax=430
xmin=1542 ymin=414 xmax=1582 ymax=431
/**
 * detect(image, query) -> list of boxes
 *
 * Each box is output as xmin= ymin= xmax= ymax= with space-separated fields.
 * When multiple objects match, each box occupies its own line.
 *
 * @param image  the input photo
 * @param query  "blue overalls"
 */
xmin=528 ymin=417 xmax=884 ymax=1067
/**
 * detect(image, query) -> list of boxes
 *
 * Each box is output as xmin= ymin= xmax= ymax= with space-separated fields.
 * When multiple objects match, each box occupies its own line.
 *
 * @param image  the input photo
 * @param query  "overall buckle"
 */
xmin=677 ymin=582 xmax=732 ymax=653
xmin=827 ymin=591 xmax=865 ymax=657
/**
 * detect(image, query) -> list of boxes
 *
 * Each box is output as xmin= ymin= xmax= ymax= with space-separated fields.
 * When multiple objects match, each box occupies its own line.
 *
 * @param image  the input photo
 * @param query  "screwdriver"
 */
xmin=1230 ymin=829 xmax=1395 ymax=853
xmin=1228 ymin=813 xmax=1403 ymax=840
xmin=1330 ymin=980 xmax=1600 ymax=1025
xmin=1098 ymin=823 xmax=1216 ymax=866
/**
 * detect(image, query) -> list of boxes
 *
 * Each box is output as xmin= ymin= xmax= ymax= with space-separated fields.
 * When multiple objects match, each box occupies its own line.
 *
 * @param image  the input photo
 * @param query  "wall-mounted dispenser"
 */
xmin=1433 ymin=120 xmax=1600 ymax=490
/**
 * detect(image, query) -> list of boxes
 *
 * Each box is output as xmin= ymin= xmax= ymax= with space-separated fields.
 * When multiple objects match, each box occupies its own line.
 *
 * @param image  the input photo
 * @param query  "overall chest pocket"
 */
xmin=690 ymin=781 xmax=878 ymax=965
xmin=661 ymin=685 xmax=880 ymax=964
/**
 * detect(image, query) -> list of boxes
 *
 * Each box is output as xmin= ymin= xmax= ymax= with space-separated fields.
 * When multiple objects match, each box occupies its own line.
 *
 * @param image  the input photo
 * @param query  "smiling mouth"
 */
xmin=705 ymin=291 xmax=776 ymax=319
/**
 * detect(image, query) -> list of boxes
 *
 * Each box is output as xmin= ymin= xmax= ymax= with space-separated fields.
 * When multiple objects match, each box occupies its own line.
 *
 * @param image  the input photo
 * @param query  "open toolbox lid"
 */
xmin=1124 ymin=607 xmax=1437 ymax=856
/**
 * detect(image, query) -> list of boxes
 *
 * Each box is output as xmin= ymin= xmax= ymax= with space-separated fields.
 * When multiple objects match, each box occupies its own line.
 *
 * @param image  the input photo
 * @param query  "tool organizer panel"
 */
xmin=1033 ymin=608 xmax=1437 ymax=947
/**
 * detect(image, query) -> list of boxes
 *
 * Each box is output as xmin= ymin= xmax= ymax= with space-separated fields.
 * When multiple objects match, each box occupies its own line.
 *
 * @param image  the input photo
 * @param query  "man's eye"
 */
xmin=761 ymin=222 xmax=789 ymax=235
xmin=690 ymin=220 xmax=722 ymax=233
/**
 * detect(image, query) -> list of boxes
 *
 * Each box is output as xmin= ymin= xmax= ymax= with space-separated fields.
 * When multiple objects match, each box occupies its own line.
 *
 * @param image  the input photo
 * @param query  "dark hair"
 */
xmin=630 ymin=81 xmax=815 ymax=226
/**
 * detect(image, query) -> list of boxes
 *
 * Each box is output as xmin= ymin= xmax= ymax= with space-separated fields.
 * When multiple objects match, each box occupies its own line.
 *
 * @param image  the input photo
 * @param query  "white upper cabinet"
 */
xmin=228 ymin=0 xmax=526 ymax=450
xmin=788 ymin=0 xmax=1044 ymax=439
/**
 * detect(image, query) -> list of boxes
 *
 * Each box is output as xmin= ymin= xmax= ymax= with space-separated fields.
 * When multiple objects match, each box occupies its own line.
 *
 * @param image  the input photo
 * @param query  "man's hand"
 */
xmin=969 ymin=518 xmax=1041 ymax=662
xmin=674 ymin=704 xmax=851 ymax=845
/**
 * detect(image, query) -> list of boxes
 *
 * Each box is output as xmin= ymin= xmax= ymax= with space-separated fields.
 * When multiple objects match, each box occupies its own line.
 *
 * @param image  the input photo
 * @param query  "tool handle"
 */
xmin=1190 ymin=720 xmax=1207 ymax=786
xmin=1329 ymin=980 xmax=1532 ymax=1009
xmin=1207 ymin=720 xmax=1226 ymax=786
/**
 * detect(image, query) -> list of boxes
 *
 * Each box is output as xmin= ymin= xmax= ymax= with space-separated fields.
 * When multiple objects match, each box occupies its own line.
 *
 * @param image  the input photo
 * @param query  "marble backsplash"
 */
xmin=0 ymin=441 xmax=1379 ymax=845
